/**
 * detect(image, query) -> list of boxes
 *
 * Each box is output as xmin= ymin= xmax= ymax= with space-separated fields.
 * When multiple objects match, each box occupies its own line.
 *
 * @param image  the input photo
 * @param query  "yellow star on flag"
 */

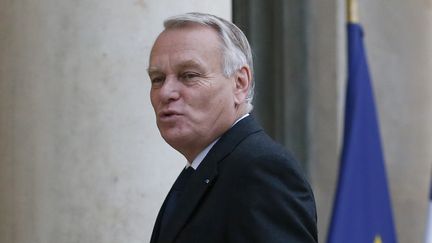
xmin=374 ymin=235 xmax=382 ymax=243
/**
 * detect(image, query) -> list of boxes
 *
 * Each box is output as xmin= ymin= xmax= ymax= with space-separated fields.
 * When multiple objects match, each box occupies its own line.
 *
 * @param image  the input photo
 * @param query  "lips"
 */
xmin=158 ymin=110 xmax=183 ymax=122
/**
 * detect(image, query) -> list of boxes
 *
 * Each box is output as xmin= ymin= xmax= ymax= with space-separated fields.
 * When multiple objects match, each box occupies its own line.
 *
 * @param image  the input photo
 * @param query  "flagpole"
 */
xmin=347 ymin=0 xmax=359 ymax=23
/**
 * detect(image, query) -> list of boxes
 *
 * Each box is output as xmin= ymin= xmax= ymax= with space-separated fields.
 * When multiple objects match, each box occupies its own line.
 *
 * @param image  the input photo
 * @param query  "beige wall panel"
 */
xmin=0 ymin=1 xmax=231 ymax=243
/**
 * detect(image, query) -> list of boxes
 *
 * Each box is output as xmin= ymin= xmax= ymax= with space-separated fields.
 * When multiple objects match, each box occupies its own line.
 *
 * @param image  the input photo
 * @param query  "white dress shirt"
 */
xmin=187 ymin=113 xmax=250 ymax=170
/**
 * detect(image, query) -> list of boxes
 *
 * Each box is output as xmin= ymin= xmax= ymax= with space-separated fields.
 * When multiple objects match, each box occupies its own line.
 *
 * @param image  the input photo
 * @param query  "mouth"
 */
xmin=158 ymin=110 xmax=183 ymax=121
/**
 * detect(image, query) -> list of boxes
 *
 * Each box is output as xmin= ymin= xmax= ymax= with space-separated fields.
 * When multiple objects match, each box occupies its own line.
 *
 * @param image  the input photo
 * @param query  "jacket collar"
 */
xmin=158 ymin=115 xmax=262 ymax=243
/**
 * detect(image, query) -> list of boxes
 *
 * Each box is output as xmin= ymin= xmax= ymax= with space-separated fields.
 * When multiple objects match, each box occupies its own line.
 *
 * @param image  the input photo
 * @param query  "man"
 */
xmin=148 ymin=12 xmax=317 ymax=243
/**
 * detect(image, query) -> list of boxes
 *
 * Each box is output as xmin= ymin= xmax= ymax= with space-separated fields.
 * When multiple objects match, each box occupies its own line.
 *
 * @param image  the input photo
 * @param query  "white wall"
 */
xmin=0 ymin=1 xmax=231 ymax=242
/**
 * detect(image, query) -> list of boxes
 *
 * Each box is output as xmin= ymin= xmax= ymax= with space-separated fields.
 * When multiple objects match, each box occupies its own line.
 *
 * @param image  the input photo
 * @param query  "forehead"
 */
xmin=148 ymin=25 xmax=223 ymax=69
xmin=154 ymin=24 xmax=221 ymax=49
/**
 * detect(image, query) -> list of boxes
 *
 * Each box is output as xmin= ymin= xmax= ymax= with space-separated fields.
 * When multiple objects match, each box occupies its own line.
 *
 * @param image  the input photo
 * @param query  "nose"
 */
xmin=158 ymin=75 xmax=181 ymax=103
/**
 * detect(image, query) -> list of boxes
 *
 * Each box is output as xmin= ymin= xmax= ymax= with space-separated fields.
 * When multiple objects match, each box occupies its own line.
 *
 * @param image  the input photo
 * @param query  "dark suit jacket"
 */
xmin=150 ymin=116 xmax=318 ymax=243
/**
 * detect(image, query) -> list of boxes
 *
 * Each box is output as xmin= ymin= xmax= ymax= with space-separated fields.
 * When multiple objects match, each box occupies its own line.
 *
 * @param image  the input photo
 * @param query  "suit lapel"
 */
xmin=157 ymin=116 xmax=262 ymax=243
xmin=157 ymin=157 xmax=217 ymax=243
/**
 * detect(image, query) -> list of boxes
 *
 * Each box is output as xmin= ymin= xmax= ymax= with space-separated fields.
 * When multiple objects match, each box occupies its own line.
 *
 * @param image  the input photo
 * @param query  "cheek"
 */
xmin=184 ymin=80 xmax=234 ymax=111
xmin=150 ymin=90 xmax=158 ymax=110
xmin=207 ymin=89 xmax=233 ymax=111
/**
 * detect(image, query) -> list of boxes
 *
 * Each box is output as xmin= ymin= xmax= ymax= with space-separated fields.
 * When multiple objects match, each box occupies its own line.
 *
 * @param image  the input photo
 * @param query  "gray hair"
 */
xmin=163 ymin=12 xmax=255 ymax=111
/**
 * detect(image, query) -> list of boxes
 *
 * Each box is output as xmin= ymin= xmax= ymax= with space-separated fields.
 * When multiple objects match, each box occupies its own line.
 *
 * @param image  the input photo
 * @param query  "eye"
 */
xmin=180 ymin=72 xmax=200 ymax=81
xmin=150 ymin=76 xmax=165 ymax=86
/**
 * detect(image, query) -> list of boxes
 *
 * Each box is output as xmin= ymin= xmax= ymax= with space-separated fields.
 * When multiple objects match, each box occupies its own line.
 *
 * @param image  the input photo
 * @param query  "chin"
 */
xmin=161 ymin=130 xmax=190 ymax=149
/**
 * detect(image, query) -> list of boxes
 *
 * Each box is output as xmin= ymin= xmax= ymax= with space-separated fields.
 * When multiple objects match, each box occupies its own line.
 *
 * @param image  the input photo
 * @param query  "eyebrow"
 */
xmin=147 ymin=59 xmax=206 ymax=75
xmin=177 ymin=60 xmax=204 ymax=70
xmin=147 ymin=67 xmax=160 ymax=75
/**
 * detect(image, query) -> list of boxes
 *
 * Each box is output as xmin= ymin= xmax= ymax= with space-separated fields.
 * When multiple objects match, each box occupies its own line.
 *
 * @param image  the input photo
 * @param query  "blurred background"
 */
xmin=0 ymin=0 xmax=431 ymax=242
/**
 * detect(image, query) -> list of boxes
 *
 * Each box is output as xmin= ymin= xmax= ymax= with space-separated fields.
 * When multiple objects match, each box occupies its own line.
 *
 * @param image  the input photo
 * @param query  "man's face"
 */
xmin=148 ymin=25 xmax=239 ymax=160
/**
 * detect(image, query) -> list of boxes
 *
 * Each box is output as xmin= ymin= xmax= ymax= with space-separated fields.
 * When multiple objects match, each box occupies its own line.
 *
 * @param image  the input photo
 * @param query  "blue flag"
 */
xmin=327 ymin=23 xmax=398 ymax=243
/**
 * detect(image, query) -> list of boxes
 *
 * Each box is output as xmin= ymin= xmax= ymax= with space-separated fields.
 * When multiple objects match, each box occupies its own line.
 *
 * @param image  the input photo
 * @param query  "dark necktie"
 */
xmin=159 ymin=166 xmax=195 ymax=235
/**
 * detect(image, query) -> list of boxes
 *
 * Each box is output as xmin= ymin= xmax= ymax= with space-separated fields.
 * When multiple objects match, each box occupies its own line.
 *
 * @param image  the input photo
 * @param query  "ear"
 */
xmin=233 ymin=65 xmax=252 ymax=106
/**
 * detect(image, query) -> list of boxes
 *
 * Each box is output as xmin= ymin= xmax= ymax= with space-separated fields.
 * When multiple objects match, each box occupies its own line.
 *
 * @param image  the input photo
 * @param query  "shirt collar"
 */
xmin=187 ymin=113 xmax=250 ymax=170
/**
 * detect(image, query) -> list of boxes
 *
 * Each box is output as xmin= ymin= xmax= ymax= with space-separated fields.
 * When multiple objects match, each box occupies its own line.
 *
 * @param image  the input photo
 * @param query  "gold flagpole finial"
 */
xmin=347 ymin=0 xmax=359 ymax=23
